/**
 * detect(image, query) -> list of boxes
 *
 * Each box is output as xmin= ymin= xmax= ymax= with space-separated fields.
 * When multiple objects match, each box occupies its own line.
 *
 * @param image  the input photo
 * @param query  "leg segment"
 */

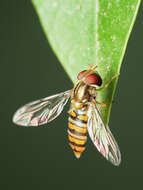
xmin=96 ymin=73 xmax=120 ymax=91
xmin=96 ymin=101 xmax=107 ymax=107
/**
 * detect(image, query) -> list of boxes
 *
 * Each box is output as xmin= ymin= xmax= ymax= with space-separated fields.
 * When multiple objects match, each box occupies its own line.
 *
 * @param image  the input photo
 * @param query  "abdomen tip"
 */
xmin=74 ymin=151 xmax=81 ymax=159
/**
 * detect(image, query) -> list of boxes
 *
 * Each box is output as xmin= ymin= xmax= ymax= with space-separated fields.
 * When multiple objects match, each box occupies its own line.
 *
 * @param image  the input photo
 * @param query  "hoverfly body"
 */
xmin=13 ymin=65 xmax=121 ymax=166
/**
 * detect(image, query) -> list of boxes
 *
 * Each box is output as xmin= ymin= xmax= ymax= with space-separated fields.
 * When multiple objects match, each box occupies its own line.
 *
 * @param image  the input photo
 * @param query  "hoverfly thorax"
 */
xmin=72 ymin=81 xmax=90 ymax=102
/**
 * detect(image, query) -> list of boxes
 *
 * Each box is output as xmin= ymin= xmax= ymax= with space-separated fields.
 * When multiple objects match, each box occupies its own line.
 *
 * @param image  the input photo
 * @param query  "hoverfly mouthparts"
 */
xmin=13 ymin=65 xmax=121 ymax=166
xmin=77 ymin=70 xmax=102 ymax=86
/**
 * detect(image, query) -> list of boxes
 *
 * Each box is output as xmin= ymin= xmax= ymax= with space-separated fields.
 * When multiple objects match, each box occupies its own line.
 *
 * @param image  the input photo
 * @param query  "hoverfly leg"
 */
xmin=96 ymin=73 xmax=120 ymax=91
xmin=96 ymin=101 xmax=107 ymax=107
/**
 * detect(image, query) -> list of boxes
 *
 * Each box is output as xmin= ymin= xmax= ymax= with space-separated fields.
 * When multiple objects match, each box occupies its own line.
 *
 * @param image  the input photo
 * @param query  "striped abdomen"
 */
xmin=68 ymin=106 xmax=88 ymax=158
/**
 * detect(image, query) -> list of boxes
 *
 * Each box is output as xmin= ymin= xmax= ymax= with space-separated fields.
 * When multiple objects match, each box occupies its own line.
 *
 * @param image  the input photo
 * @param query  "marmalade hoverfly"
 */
xmin=13 ymin=65 xmax=121 ymax=166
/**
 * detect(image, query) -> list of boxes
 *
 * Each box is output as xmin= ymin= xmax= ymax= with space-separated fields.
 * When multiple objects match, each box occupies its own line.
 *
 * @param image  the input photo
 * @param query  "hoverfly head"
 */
xmin=77 ymin=65 xmax=102 ymax=86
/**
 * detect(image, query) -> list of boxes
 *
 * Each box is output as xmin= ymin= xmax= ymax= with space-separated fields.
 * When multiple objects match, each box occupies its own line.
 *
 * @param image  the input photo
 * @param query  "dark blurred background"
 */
xmin=0 ymin=1 xmax=143 ymax=190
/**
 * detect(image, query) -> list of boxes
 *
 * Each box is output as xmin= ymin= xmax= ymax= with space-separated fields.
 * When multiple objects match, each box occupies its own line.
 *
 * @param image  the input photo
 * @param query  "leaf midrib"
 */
xmin=95 ymin=0 xmax=99 ymax=66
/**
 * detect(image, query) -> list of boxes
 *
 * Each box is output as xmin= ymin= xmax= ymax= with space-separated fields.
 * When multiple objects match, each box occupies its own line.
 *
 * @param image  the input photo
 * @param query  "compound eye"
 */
xmin=77 ymin=70 xmax=87 ymax=80
xmin=84 ymin=73 xmax=102 ymax=86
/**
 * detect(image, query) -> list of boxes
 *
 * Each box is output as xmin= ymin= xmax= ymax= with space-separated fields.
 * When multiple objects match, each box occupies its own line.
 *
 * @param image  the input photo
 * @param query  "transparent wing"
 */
xmin=87 ymin=103 xmax=121 ymax=166
xmin=13 ymin=90 xmax=71 ymax=126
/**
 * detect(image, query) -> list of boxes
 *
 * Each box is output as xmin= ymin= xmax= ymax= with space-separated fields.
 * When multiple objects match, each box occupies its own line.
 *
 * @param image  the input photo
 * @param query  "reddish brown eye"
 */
xmin=77 ymin=70 xmax=87 ymax=80
xmin=84 ymin=73 xmax=102 ymax=86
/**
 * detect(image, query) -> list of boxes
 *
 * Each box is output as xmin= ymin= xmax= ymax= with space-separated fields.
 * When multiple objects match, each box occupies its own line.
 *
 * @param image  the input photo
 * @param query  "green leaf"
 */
xmin=32 ymin=0 xmax=141 ymax=124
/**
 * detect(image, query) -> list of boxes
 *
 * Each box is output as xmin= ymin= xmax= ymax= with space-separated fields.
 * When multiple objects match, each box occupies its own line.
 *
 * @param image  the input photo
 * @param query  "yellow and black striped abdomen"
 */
xmin=68 ymin=108 xmax=88 ymax=158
